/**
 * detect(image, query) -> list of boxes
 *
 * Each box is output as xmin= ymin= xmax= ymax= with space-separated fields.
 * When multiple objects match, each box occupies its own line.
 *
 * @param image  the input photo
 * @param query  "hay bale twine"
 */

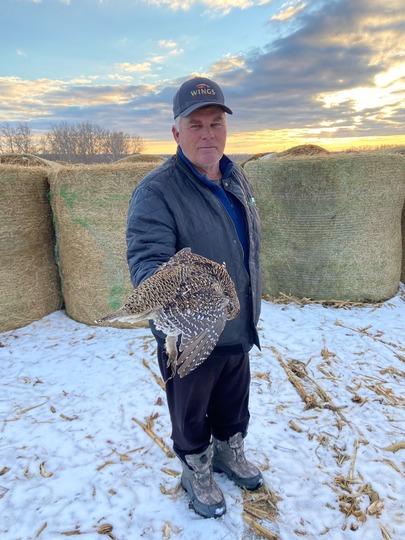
xmin=114 ymin=153 xmax=165 ymax=164
xmin=245 ymin=152 xmax=405 ymax=301
xmin=49 ymin=162 xmax=159 ymax=326
xmin=0 ymin=165 xmax=62 ymax=331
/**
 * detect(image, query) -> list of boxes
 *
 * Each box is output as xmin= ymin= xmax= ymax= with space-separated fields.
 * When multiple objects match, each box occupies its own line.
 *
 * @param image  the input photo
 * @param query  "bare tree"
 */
xmin=43 ymin=121 xmax=77 ymax=162
xmin=0 ymin=122 xmax=39 ymax=154
xmin=128 ymin=134 xmax=146 ymax=155
xmin=42 ymin=121 xmax=146 ymax=163
xmin=103 ymin=130 xmax=127 ymax=162
xmin=103 ymin=131 xmax=145 ymax=161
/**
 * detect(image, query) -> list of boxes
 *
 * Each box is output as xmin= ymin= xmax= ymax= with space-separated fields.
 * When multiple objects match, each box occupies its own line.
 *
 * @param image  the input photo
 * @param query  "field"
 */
xmin=1 ymin=286 xmax=404 ymax=540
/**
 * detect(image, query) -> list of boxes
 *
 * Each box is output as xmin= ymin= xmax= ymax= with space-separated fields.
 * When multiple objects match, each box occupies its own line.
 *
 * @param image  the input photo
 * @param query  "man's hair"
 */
xmin=173 ymin=108 xmax=227 ymax=132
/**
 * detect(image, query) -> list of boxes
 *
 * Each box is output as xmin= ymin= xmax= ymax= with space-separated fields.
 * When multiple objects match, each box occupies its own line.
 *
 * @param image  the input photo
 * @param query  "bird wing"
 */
xmin=154 ymin=247 xmax=192 ymax=274
xmin=157 ymin=285 xmax=228 ymax=378
xmin=177 ymin=313 xmax=226 ymax=378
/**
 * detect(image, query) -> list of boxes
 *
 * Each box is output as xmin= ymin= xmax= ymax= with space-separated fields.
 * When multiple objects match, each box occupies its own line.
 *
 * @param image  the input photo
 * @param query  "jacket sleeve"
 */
xmin=126 ymin=183 xmax=177 ymax=287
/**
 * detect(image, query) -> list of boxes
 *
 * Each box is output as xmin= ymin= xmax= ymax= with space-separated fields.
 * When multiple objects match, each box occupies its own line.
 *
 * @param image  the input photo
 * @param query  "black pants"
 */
xmin=157 ymin=345 xmax=251 ymax=461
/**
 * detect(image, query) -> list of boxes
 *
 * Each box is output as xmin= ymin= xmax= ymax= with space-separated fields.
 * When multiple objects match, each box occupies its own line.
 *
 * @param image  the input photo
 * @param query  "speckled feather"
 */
xmin=96 ymin=248 xmax=240 ymax=377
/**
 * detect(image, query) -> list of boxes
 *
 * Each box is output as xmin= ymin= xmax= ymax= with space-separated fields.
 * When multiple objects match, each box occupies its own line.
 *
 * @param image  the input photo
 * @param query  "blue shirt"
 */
xmin=178 ymin=147 xmax=249 ymax=271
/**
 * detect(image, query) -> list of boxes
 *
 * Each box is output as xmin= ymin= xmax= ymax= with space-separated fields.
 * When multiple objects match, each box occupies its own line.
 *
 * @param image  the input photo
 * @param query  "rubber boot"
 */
xmin=180 ymin=444 xmax=226 ymax=518
xmin=213 ymin=432 xmax=263 ymax=490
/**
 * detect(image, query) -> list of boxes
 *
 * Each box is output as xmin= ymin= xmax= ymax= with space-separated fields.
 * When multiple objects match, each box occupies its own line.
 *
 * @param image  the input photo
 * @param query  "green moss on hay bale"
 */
xmin=0 ymin=165 xmax=62 ymax=331
xmin=49 ymin=162 xmax=158 ymax=327
xmin=245 ymin=152 xmax=405 ymax=301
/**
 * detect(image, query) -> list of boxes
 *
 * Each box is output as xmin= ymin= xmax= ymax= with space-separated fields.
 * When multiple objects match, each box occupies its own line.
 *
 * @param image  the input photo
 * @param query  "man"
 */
xmin=126 ymin=76 xmax=263 ymax=518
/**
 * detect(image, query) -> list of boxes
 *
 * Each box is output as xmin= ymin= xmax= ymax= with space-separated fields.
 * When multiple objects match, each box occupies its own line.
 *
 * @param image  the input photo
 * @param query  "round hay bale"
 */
xmin=245 ymin=152 xmax=405 ymax=301
xmin=402 ymin=204 xmax=405 ymax=284
xmin=49 ymin=162 xmax=160 ymax=327
xmin=375 ymin=146 xmax=405 ymax=155
xmin=0 ymin=153 xmax=59 ymax=168
xmin=0 ymin=165 xmax=62 ymax=331
xmin=277 ymin=144 xmax=329 ymax=157
xmin=240 ymin=152 xmax=277 ymax=167
xmin=114 ymin=153 xmax=165 ymax=164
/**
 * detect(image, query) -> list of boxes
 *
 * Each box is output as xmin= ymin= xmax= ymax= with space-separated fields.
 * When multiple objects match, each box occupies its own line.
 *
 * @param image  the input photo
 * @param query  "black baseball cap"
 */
xmin=173 ymin=77 xmax=233 ymax=119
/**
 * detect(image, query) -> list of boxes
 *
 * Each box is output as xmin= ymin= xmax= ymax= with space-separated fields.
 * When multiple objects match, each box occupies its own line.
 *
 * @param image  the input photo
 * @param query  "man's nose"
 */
xmin=200 ymin=126 xmax=214 ymax=138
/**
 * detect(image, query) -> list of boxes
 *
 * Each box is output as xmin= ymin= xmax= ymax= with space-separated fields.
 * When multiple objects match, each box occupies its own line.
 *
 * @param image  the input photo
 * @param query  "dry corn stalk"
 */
xmin=264 ymin=293 xmax=383 ymax=309
xmin=379 ymin=366 xmax=405 ymax=378
xmin=349 ymin=439 xmax=359 ymax=481
xmin=365 ymin=383 xmax=403 ymax=406
xmin=380 ymin=523 xmax=392 ymax=540
xmin=289 ymin=420 xmax=303 ymax=433
xmin=243 ymin=513 xmax=281 ymax=540
xmin=383 ymin=441 xmax=405 ymax=453
xmin=39 ymin=462 xmax=53 ymax=478
xmin=95 ymin=460 xmax=116 ymax=471
xmin=18 ymin=399 xmax=48 ymax=415
xmin=132 ymin=417 xmax=174 ymax=458
xmin=142 ymin=359 xmax=165 ymax=390
xmin=97 ymin=524 xmax=117 ymax=539
xmin=35 ymin=522 xmax=47 ymax=538
xmin=243 ymin=484 xmax=280 ymax=539
xmin=378 ymin=459 xmax=405 ymax=478
xmin=271 ymin=346 xmax=319 ymax=409
xmin=334 ymin=321 xmax=405 ymax=352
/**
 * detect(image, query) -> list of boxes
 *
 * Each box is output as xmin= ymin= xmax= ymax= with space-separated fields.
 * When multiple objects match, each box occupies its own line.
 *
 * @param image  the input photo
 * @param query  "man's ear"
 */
xmin=172 ymin=125 xmax=180 ymax=144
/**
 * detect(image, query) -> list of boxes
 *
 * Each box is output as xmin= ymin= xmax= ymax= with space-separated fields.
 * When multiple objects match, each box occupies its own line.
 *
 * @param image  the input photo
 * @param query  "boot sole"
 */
xmin=213 ymin=464 xmax=263 ymax=491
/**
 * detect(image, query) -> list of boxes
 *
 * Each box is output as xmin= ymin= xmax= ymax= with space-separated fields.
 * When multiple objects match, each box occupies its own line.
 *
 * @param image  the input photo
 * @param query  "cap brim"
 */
xmin=178 ymin=102 xmax=233 ymax=118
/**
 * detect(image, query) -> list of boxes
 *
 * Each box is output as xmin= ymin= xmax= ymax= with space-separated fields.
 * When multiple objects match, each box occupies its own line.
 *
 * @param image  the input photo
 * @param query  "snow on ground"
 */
xmin=1 ymin=286 xmax=404 ymax=540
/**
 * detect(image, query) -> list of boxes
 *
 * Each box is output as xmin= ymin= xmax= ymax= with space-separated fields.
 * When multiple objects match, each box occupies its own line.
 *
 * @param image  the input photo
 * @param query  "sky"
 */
xmin=1 ymin=0 xmax=405 ymax=154
xmin=1 ymin=289 xmax=404 ymax=539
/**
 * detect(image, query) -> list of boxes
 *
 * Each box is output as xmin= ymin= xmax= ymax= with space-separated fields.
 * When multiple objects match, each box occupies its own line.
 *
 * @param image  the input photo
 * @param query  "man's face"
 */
xmin=172 ymin=106 xmax=227 ymax=172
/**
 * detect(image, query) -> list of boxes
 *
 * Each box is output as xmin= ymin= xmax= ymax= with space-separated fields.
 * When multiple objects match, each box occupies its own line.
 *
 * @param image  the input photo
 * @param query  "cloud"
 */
xmin=16 ymin=49 xmax=28 ymax=58
xmin=68 ymin=76 xmax=100 ymax=84
xmin=210 ymin=53 xmax=247 ymax=74
xmin=215 ymin=0 xmax=405 ymax=140
xmin=142 ymin=0 xmax=272 ymax=16
xmin=158 ymin=40 xmax=184 ymax=56
xmin=107 ymin=74 xmax=136 ymax=82
xmin=24 ymin=0 xmax=72 ymax=4
xmin=271 ymin=1 xmax=306 ymax=21
xmin=115 ymin=62 xmax=152 ymax=73
xmin=158 ymin=40 xmax=177 ymax=49
xmin=2 ymin=0 xmax=404 ymax=151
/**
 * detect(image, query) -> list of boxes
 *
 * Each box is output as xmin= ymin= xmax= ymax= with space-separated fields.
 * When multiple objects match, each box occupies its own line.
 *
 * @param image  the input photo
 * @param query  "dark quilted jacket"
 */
xmin=126 ymin=151 xmax=262 ymax=353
